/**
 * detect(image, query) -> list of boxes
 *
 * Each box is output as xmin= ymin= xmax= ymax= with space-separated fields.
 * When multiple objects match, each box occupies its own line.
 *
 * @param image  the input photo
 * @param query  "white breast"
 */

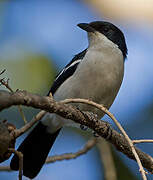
xmin=43 ymin=31 xmax=124 ymax=133
xmin=54 ymin=31 xmax=124 ymax=112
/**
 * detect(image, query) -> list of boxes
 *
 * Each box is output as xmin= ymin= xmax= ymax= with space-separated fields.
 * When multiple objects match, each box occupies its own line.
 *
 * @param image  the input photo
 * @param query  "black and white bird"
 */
xmin=10 ymin=21 xmax=127 ymax=179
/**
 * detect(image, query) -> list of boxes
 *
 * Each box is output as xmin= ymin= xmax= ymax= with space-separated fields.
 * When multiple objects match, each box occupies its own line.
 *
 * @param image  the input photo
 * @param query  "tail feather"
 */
xmin=10 ymin=122 xmax=60 ymax=179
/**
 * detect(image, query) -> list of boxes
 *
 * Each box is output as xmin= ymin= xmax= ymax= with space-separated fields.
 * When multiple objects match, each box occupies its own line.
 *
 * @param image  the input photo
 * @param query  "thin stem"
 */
xmin=61 ymin=98 xmax=147 ymax=180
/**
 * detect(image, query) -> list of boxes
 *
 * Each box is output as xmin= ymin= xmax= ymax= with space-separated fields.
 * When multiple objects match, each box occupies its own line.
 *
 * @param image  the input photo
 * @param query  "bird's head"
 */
xmin=78 ymin=21 xmax=127 ymax=59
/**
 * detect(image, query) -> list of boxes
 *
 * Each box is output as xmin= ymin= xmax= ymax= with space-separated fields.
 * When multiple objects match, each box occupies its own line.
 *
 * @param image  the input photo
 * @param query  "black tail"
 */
xmin=10 ymin=122 xmax=60 ymax=179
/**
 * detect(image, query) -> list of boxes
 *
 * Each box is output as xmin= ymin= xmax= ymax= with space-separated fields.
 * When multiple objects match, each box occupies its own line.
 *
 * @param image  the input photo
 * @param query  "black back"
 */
xmin=49 ymin=49 xmax=87 ymax=95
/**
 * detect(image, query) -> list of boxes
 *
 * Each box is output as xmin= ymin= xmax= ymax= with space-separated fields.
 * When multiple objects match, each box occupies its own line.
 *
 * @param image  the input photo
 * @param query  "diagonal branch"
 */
xmin=97 ymin=139 xmax=117 ymax=180
xmin=0 ymin=90 xmax=153 ymax=175
xmin=8 ymin=148 xmax=23 ymax=180
xmin=0 ymin=138 xmax=97 ymax=171
xmin=45 ymin=137 xmax=97 ymax=163
xmin=61 ymin=98 xmax=147 ymax=179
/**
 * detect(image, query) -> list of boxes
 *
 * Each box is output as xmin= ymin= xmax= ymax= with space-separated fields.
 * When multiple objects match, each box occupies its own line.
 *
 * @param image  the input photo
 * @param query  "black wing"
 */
xmin=48 ymin=49 xmax=87 ymax=95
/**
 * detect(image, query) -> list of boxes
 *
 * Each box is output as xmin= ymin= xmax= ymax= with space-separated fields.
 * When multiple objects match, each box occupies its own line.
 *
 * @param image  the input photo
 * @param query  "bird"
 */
xmin=10 ymin=21 xmax=128 ymax=179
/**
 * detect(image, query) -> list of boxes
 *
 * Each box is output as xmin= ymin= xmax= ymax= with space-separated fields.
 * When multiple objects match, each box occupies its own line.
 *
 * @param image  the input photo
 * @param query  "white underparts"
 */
xmin=42 ymin=30 xmax=124 ymax=134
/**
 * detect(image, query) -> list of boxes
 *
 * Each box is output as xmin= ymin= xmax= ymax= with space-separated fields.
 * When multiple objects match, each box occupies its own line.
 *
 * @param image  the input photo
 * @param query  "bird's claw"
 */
xmin=80 ymin=124 xmax=88 ymax=131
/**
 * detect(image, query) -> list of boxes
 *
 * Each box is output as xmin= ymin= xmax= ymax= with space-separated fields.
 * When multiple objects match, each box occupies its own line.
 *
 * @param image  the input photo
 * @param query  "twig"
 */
xmin=0 ymin=138 xmax=97 ymax=171
xmin=61 ymin=98 xmax=147 ymax=180
xmin=17 ymin=105 xmax=27 ymax=124
xmin=46 ymin=137 xmax=97 ymax=163
xmin=13 ymin=89 xmax=53 ymax=136
xmin=15 ymin=110 xmax=46 ymax=138
xmin=97 ymin=139 xmax=117 ymax=180
xmin=0 ymin=166 xmax=11 ymax=171
xmin=8 ymin=148 xmax=23 ymax=180
xmin=49 ymin=92 xmax=53 ymax=99
xmin=0 ymin=69 xmax=6 ymax=75
xmin=133 ymin=140 xmax=153 ymax=144
xmin=0 ymin=78 xmax=13 ymax=93
xmin=0 ymin=78 xmax=27 ymax=124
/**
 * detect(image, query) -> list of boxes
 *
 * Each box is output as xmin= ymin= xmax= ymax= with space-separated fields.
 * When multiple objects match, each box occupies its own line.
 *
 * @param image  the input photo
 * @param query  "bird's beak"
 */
xmin=77 ymin=23 xmax=95 ymax=32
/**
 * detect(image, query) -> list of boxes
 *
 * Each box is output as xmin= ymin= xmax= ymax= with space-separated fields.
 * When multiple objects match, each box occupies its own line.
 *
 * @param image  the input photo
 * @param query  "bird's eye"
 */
xmin=103 ymin=27 xmax=109 ymax=33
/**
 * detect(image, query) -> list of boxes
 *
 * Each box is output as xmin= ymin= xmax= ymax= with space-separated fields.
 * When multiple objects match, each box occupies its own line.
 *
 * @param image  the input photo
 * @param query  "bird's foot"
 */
xmin=92 ymin=131 xmax=99 ymax=137
xmin=80 ymin=124 xmax=88 ymax=131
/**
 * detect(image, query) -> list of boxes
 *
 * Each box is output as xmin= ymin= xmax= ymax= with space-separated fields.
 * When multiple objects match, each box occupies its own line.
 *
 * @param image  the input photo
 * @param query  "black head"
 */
xmin=78 ymin=21 xmax=128 ymax=59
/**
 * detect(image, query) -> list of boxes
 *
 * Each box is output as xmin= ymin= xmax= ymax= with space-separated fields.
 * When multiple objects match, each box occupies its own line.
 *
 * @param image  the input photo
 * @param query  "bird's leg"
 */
xmin=80 ymin=124 xmax=88 ymax=131
xmin=82 ymin=111 xmax=100 ymax=137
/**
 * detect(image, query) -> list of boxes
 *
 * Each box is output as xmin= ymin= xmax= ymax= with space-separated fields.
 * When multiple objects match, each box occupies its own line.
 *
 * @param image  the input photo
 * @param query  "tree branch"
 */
xmin=133 ymin=139 xmax=153 ymax=144
xmin=61 ymin=98 xmax=147 ymax=179
xmin=0 ymin=138 xmax=97 ymax=171
xmin=0 ymin=90 xmax=153 ymax=175
xmin=14 ymin=110 xmax=46 ymax=138
xmin=0 ymin=74 xmax=27 ymax=124
xmin=45 ymin=137 xmax=97 ymax=163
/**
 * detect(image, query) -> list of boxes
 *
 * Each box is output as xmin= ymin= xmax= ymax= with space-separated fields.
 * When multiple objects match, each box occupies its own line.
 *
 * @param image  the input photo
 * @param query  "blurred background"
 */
xmin=0 ymin=0 xmax=153 ymax=179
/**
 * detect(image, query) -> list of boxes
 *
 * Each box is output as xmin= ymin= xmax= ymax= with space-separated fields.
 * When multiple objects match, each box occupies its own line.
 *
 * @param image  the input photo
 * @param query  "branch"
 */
xmin=133 ymin=140 xmax=153 ymax=144
xmin=0 ymin=166 xmax=11 ymax=171
xmin=0 ymin=122 xmax=16 ymax=162
xmin=14 ymin=110 xmax=46 ymax=138
xmin=0 ymin=69 xmax=6 ymax=76
xmin=0 ymin=75 xmax=27 ymax=124
xmin=46 ymin=137 xmax=97 ymax=163
xmin=0 ymin=138 xmax=97 ymax=171
xmin=0 ymin=90 xmax=153 ymax=175
xmin=97 ymin=139 xmax=117 ymax=180
xmin=8 ymin=148 xmax=23 ymax=180
xmin=61 ymin=98 xmax=147 ymax=179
